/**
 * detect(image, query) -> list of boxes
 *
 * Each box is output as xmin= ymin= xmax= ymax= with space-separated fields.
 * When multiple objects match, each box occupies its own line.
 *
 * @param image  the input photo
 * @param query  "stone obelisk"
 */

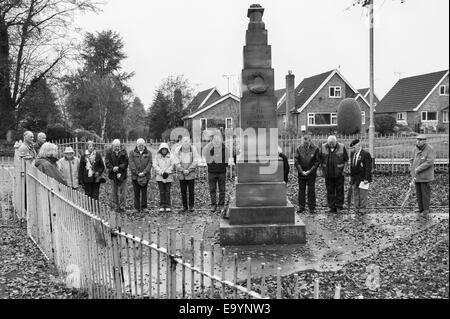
xmin=220 ymin=4 xmax=305 ymax=245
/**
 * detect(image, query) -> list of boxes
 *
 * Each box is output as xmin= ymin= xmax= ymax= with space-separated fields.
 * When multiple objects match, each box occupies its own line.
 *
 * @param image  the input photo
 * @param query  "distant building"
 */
xmin=376 ymin=70 xmax=449 ymax=133
xmin=276 ymin=69 xmax=372 ymax=134
xmin=182 ymin=88 xmax=240 ymax=136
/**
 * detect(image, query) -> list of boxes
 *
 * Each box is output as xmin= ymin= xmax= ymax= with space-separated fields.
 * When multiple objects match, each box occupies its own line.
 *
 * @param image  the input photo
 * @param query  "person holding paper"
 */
xmin=349 ymin=139 xmax=372 ymax=214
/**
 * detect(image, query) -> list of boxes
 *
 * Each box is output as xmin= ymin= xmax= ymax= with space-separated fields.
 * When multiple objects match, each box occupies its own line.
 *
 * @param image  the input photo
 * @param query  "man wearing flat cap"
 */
xmin=410 ymin=134 xmax=435 ymax=213
xmin=57 ymin=147 xmax=80 ymax=189
xmin=349 ymin=139 xmax=372 ymax=213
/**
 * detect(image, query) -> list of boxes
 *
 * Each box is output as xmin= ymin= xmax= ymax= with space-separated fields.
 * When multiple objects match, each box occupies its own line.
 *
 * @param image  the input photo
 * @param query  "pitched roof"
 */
xmin=358 ymin=88 xmax=370 ymax=97
xmin=182 ymin=93 xmax=240 ymax=119
xmin=376 ymin=70 xmax=449 ymax=113
xmin=276 ymin=70 xmax=334 ymax=114
xmin=274 ymin=89 xmax=285 ymax=102
xmin=185 ymin=87 xmax=220 ymax=113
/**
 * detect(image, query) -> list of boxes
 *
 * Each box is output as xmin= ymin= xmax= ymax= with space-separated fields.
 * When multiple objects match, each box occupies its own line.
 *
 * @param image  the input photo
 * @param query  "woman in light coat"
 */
xmin=173 ymin=137 xmax=199 ymax=213
xmin=153 ymin=143 xmax=175 ymax=212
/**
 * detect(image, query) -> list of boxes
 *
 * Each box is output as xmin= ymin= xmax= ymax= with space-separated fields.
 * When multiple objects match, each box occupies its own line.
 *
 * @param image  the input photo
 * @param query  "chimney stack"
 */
xmin=285 ymin=70 xmax=295 ymax=130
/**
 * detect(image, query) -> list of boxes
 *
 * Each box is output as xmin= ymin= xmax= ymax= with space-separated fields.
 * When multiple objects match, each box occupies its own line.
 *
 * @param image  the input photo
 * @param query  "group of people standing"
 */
xmin=293 ymin=133 xmax=435 ymax=214
xmin=294 ymin=134 xmax=372 ymax=214
xmin=17 ymin=130 xmax=436 ymax=215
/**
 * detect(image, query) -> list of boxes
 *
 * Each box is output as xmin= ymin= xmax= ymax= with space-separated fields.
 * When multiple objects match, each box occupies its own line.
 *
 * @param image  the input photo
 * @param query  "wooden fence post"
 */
xmin=111 ymin=231 xmax=122 ymax=299
xmin=167 ymin=227 xmax=177 ymax=299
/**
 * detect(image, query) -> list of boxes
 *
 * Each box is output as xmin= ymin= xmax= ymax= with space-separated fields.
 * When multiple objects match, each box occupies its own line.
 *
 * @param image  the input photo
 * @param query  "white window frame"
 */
xmin=443 ymin=110 xmax=449 ymax=123
xmin=200 ymin=117 xmax=208 ymax=130
xmin=225 ymin=117 xmax=233 ymax=129
xmin=439 ymin=85 xmax=449 ymax=96
xmin=361 ymin=111 xmax=366 ymax=125
xmin=396 ymin=112 xmax=407 ymax=124
xmin=307 ymin=113 xmax=315 ymax=125
xmin=421 ymin=111 xmax=438 ymax=122
xmin=329 ymin=86 xmax=342 ymax=98
xmin=307 ymin=112 xmax=338 ymax=126
xmin=282 ymin=114 xmax=286 ymax=126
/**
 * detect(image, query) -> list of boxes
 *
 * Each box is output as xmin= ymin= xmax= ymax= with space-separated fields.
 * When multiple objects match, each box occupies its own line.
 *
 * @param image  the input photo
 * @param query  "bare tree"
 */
xmin=0 ymin=0 xmax=101 ymax=138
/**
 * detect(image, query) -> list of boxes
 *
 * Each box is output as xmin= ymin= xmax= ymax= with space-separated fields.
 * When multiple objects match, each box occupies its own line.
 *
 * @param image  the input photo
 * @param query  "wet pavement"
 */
xmin=115 ymin=207 xmax=449 ymax=296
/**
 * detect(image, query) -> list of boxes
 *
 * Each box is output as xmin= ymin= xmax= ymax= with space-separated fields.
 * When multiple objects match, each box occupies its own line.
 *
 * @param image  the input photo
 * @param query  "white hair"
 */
xmin=37 ymin=132 xmax=46 ymax=139
xmin=23 ymin=131 xmax=33 ymax=138
xmin=327 ymin=135 xmax=337 ymax=143
xmin=136 ymin=138 xmax=145 ymax=145
xmin=112 ymin=139 xmax=121 ymax=146
xmin=38 ymin=142 xmax=58 ymax=158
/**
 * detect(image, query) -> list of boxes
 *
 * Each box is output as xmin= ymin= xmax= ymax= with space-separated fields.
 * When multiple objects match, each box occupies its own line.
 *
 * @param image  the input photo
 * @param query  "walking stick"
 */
xmin=346 ymin=183 xmax=353 ymax=213
xmin=401 ymin=177 xmax=416 ymax=209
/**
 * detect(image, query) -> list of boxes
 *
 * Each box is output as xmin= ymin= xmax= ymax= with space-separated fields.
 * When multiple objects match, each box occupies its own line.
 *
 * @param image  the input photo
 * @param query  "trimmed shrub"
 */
xmin=307 ymin=126 xmax=338 ymax=136
xmin=46 ymin=124 xmax=73 ymax=141
xmin=337 ymin=98 xmax=362 ymax=135
xmin=374 ymin=114 xmax=396 ymax=135
xmin=73 ymin=129 xmax=101 ymax=142
xmin=436 ymin=123 xmax=447 ymax=133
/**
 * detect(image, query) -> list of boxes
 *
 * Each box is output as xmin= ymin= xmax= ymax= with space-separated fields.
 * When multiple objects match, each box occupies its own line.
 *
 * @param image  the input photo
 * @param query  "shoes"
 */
xmin=180 ymin=208 xmax=188 ymax=214
xmin=189 ymin=207 xmax=195 ymax=213
xmin=210 ymin=204 xmax=217 ymax=213
xmin=309 ymin=209 xmax=316 ymax=214
xmin=296 ymin=208 xmax=305 ymax=214
xmin=422 ymin=209 xmax=430 ymax=214
xmin=158 ymin=207 xmax=165 ymax=212
xmin=218 ymin=205 xmax=225 ymax=213
xmin=336 ymin=207 xmax=344 ymax=213
xmin=329 ymin=209 xmax=337 ymax=213
xmin=165 ymin=207 xmax=172 ymax=212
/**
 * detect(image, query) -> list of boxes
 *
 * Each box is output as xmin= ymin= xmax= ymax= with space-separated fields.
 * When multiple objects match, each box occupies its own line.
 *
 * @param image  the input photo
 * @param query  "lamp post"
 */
xmin=368 ymin=0 xmax=375 ymax=157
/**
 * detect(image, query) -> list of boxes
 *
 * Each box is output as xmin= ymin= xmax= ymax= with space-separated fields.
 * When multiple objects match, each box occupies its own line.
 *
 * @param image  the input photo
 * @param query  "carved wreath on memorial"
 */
xmin=247 ymin=72 xmax=269 ymax=94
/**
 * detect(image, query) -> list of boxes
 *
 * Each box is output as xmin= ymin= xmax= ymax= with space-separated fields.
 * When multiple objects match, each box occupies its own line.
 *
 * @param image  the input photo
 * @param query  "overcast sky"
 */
xmin=75 ymin=0 xmax=449 ymax=107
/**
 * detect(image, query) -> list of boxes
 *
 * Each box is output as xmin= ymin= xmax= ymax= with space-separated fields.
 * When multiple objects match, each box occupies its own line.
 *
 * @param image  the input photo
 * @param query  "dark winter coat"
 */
xmin=129 ymin=146 xmax=153 ymax=180
xmin=35 ymin=157 xmax=67 ymax=185
xmin=294 ymin=143 xmax=320 ymax=179
xmin=350 ymin=149 xmax=373 ymax=185
xmin=204 ymin=142 xmax=229 ymax=174
xmin=319 ymin=142 xmax=349 ymax=179
xmin=279 ymin=152 xmax=290 ymax=184
xmin=105 ymin=147 xmax=129 ymax=184
xmin=78 ymin=151 xmax=105 ymax=185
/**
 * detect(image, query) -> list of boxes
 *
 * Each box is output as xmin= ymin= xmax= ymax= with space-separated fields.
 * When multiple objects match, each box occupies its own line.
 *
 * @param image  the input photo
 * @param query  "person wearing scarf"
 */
xmin=78 ymin=140 xmax=105 ymax=200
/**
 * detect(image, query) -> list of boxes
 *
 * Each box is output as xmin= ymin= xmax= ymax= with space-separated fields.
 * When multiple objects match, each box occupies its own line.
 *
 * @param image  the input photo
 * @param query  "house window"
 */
xmin=361 ymin=111 xmax=366 ymax=125
xmin=396 ymin=112 xmax=407 ymax=124
xmin=443 ymin=111 xmax=449 ymax=123
xmin=329 ymin=86 xmax=342 ymax=98
xmin=307 ymin=113 xmax=338 ymax=126
xmin=421 ymin=111 xmax=437 ymax=122
xmin=225 ymin=117 xmax=233 ymax=129
xmin=439 ymin=85 xmax=449 ymax=96
xmin=200 ymin=118 xmax=208 ymax=130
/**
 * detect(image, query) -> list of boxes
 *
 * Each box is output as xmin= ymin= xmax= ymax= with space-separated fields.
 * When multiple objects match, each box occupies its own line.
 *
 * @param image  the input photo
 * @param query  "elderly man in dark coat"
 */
xmin=105 ymin=139 xmax=129 ymax=212
xmin=319 ymin=135 xmax=349 ymax=213
xmin=349 ymin=139 xmax=372 ymax=213
xmin=129 ymin=138 xmax=152 ymax=212
xmin=294 ymin=134 xmax=320 ymax=213
xmin=410 ymin=134 xmax=435 ymax=213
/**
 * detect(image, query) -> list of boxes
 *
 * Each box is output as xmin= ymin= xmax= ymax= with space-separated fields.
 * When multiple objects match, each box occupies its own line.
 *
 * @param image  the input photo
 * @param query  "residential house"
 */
xmin=276 ymin=69 xmax=371 ymax=134
xmin=375 ymin=70 xmax=449 ymax=133
xmin=358 ymin=88 xmax=380 ymax=107
xmin=182 ymin=88 xmax=240 ymax=137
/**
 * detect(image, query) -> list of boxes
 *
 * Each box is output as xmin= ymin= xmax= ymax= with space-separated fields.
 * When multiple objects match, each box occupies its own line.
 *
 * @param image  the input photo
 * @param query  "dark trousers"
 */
xmin=157 ymin=182 xmax=171 ymax=208
xmin=180 ymin=179 xmax=195 ymax=209
xmin=208 ymin=172 xmax=226 ymax=206
xmin=298 ymin=176 xmax=316 ymax=210
xmin=325 ymin=176 xmax=345 ymax=211
xmin=132 ymin=180 xmax=148 ymax=210
xmin=84 ymin=183 xmax=101 ymax=201
xmin=415 ymin=182 xmax=431 ymax=212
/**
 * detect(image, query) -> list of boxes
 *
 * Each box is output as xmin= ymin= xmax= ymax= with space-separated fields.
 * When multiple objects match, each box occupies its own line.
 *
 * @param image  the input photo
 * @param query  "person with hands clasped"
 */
xmin=294 ymin=134 xmax=320 ymax=213
xmin=153 ymin=142 xmax=175 ymax=212
xmin=129 ymin=138 xmax=152 ymax=212
xmin=105 ymin=139 xmax=129 ymax=212
xmin=349 ymin=139 xmax=372 ymax=214
xmin=173 ymin=137 xmax=199 ymax=213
